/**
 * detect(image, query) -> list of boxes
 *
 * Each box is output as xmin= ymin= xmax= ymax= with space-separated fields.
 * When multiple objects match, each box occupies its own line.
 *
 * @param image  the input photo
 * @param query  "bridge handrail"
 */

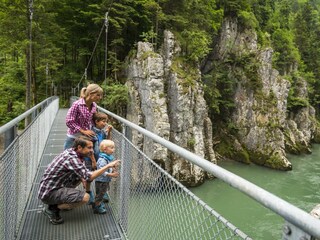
xmin=0 ymin=96 xmax=58 ymax=149
xmin=0 ymin=96 xmax=57 ymax=135
xmin=0 ymin=97 xmax=59 ymax=240
xmin=98 ymin=106 xmax=320 ymax=239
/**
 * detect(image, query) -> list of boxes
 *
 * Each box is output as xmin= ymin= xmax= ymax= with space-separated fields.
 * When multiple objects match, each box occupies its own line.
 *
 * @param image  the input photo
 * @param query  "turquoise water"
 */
xmin=190 ymin=145 xmax=320 ymax=239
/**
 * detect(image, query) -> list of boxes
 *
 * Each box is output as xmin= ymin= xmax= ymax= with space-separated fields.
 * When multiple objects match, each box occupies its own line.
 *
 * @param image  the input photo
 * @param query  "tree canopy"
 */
xmin=1 ymin=0 xmax=320 ymax=124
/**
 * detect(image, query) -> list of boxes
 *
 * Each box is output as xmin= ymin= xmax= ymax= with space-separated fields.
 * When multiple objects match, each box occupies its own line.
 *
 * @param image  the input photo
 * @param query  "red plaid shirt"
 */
xmin=66 ymin=98 xmax=97 ymax=135
xmin=38 ymin=148 xmax=92 ymax=200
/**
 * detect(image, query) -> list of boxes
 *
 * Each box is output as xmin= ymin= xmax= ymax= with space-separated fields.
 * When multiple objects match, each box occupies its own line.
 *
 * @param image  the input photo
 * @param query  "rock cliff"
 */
xmin=202 ymin=17 xmax=320 ymax=170
xmin=125 ymin=31 xmax=216 ymax=186
xmin=125 ymin=17 xmax=320 ymax=185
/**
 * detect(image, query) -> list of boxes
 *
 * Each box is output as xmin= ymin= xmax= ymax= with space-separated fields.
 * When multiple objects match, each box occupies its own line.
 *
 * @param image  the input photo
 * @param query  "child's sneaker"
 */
xmin=93 ymin=203 xmax=107 ymax=214
xmin=103 ymin=192 xmax=109 ymax=203
xmin=42 ymin=206 xmax=64 ymax=225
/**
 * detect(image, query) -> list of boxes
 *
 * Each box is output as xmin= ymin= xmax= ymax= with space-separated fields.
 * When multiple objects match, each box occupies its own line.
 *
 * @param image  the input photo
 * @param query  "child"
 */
xmin=81 ymin=112 xmax=112 ymax=206
xmin=93 ymin=140 xmax=119 ymax=214
xmin=92 ymin=112 xmax=112 ymax=161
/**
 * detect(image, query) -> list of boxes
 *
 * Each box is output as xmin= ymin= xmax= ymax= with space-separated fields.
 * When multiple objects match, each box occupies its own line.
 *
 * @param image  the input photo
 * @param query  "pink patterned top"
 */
xmin=65 ymin=98 xmax=97 ymax=136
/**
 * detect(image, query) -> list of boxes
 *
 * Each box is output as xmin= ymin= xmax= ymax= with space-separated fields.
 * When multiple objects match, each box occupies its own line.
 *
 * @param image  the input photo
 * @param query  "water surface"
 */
xmin=190 ymin=145 xmax=320 ymax=239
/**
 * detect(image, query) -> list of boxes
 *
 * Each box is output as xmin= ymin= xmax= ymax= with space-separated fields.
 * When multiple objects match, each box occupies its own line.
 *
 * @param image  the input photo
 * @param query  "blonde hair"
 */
xmin=82 ymin=84 xmax=103 ymax=98
xmin=99 ymin=139 xmax=114 ymax=151
xmin=80 ymin=87 xmax=86 ymax=98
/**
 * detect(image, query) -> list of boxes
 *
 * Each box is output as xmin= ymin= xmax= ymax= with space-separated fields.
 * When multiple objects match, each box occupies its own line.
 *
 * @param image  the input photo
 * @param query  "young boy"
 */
xmin=93 ymin=140 xmax=119 ymax=214
xmin=92 ymin=112 xmax=112 ymax=161
xmin=84 ymin=112 xmax=112 ymax=205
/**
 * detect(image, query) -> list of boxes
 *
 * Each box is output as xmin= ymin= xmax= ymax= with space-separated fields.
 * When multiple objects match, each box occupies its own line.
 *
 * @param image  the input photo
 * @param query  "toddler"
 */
xmin=93 ymin=140 xmax=119 ymax=214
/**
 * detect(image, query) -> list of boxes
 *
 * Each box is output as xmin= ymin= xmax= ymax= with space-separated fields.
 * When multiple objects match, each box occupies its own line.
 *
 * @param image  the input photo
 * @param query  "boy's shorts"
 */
xmin=41 ymin=187 xmax=85 ymax=205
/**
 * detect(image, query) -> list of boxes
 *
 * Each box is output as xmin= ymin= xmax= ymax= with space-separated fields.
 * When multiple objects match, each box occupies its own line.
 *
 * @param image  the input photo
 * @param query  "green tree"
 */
xmin=161 ymin=0 xmax=223 ymax=62
xmin=271 ymin=29 xmax=300 ymax=75
xmin=293 ymin=2 xmax=320 ymax=108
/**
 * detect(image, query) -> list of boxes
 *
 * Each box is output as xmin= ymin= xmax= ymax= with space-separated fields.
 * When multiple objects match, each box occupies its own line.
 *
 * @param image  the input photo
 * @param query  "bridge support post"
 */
xmin=282 ymin=221 xmax=312 ymax=240
xmin=4 ymin=126 xmax=17 ymax=148
xmin=119 ymin=124 xmax=132 ymax=230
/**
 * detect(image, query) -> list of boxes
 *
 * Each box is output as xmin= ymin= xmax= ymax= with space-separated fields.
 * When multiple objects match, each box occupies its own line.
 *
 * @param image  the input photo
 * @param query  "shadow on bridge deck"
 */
xmin=18 ymin=109 xmax=122 ymax=240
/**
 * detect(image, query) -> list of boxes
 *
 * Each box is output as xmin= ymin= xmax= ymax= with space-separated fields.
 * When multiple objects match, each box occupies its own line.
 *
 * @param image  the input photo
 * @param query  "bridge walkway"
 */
xmin=18 ymin=109 xmax=122 ymax=240
xmin=2 ymin=97 xmax=320 ymax=240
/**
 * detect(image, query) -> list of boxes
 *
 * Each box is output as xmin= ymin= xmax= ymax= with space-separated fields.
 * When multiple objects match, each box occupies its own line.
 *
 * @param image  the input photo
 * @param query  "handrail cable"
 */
xmin=0 ymin=97 xmax=58 ymax=135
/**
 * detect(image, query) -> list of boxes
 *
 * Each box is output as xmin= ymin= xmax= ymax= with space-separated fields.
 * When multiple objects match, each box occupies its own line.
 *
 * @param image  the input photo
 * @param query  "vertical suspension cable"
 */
xmin=45 ymin=63 xmax=48 ymax=97
xmin=29 ymin=0 xmax=33 ymax=84
xmin=75 ymin=22 xmax=105 ymax=91
xmin=29 ymin=1 xmax=33 ymax=69
xmin=104 ymin=12 xmax=109 ymax=108
xmin=28 ymin=0 xmax=33 ymax=106
xmin=104 ymin=12 xmax=109 ymax=82
xmin=25 ymin=0 xmax=33 ymax=126
xmin=74 ymin=0 xmax=115 ymax=93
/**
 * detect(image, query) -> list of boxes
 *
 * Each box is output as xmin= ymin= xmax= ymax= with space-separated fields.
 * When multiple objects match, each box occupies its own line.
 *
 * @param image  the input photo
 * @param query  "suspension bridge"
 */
xmin=0 ymin=97 xmax=320 ymax=240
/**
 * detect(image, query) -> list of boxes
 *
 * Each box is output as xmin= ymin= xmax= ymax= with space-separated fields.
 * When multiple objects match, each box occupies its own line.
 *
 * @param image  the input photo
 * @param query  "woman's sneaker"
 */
xmin=42 ymin=207 xmax=64 ymax=225
xmin=93 ymin=203 xmax=107 ymax=214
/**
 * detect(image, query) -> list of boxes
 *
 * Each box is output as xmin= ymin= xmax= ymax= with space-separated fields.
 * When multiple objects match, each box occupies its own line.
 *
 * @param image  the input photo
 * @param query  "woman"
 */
xmin=64 ymin=83 xmax=103 ymax=205
xmin=64 ymin=83 xmax=103 ymax=150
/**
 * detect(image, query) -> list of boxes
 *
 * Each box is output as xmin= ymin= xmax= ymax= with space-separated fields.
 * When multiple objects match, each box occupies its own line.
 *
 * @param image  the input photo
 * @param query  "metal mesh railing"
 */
xmin=2 ymin=98 xmax=319 ymax=239
xmin=108 ymin=129 xmax=251 ymax=240
xmin=98 ymin=106 xmax=320 ymax=240
xmin=0 ymin=97 xmax=59 ymax=240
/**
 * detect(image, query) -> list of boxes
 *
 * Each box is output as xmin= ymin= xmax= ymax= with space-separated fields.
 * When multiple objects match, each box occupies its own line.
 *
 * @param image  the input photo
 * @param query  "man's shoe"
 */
xmin=42 ymin=207 xmax=64 ymax=225
xmin=87 ymin=191 xmax=95 ymax=205
xmin=93 ymin=203 xmax=107 ymax=214
xmin=103 ymin=192 xmax=109 ymax=203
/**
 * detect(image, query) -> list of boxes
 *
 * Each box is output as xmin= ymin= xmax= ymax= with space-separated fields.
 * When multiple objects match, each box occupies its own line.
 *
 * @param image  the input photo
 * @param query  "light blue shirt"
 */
xmin=95 ymin=153 xmax=114 ymax=182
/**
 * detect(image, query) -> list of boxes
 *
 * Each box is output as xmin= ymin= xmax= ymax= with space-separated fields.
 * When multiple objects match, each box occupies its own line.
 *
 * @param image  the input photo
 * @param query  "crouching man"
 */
xmin=37 ymin=136 xmax=120 ymax=225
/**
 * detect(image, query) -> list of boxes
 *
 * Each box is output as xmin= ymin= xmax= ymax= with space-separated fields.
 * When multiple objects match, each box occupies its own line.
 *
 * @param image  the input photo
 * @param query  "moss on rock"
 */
xmin=215 ymin=136 xmax=250 ymax=164
xmin=264 ymin=154 xmax=292 ymax=170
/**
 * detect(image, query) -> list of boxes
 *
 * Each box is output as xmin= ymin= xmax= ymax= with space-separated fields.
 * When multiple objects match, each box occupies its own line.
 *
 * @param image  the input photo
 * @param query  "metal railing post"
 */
xmin=119 ymin=124 xmax=132 ymax=231
xmin=282 ymin=221 xmax=312 ymax=240
xmin=4 ymin=126 xmax=17 ymax=149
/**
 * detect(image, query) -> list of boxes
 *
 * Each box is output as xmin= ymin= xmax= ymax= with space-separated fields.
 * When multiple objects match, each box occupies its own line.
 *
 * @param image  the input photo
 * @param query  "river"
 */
xmin=190 ymin=145 xmax=320 ymax=239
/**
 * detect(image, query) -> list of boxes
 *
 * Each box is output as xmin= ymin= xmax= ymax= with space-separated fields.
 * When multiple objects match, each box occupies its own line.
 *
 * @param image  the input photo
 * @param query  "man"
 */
xmin=38 ymin=136 xmax=120 ymax=225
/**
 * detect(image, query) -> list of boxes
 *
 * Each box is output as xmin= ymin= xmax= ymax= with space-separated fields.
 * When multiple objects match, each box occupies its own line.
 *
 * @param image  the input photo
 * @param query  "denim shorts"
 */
xmin=41 ymin=187 xmax=85 ymax=205
xmin=64 ymin=136 xmax=75 ymax=150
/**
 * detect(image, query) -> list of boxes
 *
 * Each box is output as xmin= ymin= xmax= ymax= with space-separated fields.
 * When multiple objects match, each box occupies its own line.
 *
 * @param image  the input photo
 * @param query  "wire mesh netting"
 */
xmin=0 ymin=99 xmax=59 ymax=240
xmin=109 ymin=129 xmax=251 ymax=240
xmin=1 ymin=98 xmax=251 ymax=240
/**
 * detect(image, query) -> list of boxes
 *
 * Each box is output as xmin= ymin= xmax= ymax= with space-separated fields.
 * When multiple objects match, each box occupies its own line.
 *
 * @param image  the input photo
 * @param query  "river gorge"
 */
xmin=190 ymin=145 xmax=320 ymax=239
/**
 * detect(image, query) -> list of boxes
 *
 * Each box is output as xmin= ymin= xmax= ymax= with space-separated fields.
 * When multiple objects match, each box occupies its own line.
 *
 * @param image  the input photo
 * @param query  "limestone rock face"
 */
xmin=126 ymin=42 xmax=170 ymax=165
xmin=126 ymin=31 xmax=216 ymax=186
xmin=233 ymin=47 xmax=292 ymax=170
xmin=125 ymin=17 xmax=320 ymax=178
xmin=203 ymin=17 xmax=320 ymax=170
xmin=284 ymin=77 xmax=318 ymax=154
xmin=164 ymin=31 xmax=216 ymax=186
